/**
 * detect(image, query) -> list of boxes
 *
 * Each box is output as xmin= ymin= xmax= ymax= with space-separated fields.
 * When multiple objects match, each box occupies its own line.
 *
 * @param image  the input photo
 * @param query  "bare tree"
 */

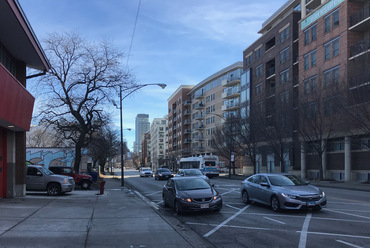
xmin=34 ymin=32 xmax=135 ymax=172
xmin=26 ymin=123 xmax=68 ymax=147
xmin=211 ymin=115 xmax=241 ymax=176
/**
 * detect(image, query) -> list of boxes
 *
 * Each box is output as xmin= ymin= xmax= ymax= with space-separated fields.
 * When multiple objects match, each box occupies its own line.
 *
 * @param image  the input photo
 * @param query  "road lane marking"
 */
xmin=220 ymin=189 xmax=239 ymax=196
xmin=203 ymin=205 xmax=250 ymax=237
xmin=225 ymin=204 xmax=242 ymax=210
xmin=326 ymin=209 xmax=370 ymax=220
xmin=297 ymin=231 xmax=370 ymax=240
xmin=298 ymin=212 xmax=312 ymax=248
xmin=336 ymin=240 xmax=364 ymax=248
xmin=145 ymin=191 xmax=162 ymax=196
xmin=186 ymin=222 xmax=272 ymax=231
xmin=263 ymin=217 xmax=286 ymax=224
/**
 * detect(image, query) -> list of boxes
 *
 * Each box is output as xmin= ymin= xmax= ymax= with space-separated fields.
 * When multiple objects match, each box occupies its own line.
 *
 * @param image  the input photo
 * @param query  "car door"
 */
xmin=26 ymin=167 xmax=45 ymax=190
xmin=164 ymin=180 xmax=176 ymax=207
xmin=247 ymin=175 xmax=260 ymax=202
xmin=257 ymin=175 xmax=272 ymax=205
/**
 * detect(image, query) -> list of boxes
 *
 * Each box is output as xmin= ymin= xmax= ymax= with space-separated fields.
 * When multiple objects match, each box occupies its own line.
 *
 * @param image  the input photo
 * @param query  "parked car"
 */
xmin=26 ymin=165 xmax=75 ymax=196
xmin=139 ymin=167 xmax=153 ymax=177
xmin=240 ymin=173 xmax=327 ymax=212
xmin=202 ymin=166 xmax=219 ymax=178
xmin=162 ymin=177 xmax=222 ymax=214
xmin=49 ymin=166 xmax=93 ymax=190
xmin=175 ymin=169 xmax=210 ymax=184
xmin=154 ymin=168 xmax=173 ymax=180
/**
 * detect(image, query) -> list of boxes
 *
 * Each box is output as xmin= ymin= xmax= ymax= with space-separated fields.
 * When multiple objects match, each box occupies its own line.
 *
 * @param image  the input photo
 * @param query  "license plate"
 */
xmin=200 ymin=204 xmax=209 ymax=209
xmin=307 ymin=201 xmax=316 ymax=206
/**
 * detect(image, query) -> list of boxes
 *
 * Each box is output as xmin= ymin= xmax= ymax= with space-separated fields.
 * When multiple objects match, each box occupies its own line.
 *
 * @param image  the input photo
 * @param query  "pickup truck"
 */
xmin=26 ymin=165 xmax=75 ymax=196
xmin=49 ymin=166 xmax=93 ymax=190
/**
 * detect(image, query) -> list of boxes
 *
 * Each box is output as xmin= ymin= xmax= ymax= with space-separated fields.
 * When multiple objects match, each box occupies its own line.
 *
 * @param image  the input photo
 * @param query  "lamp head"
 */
xmin=157 ymin=84 xmax=167 ymax=89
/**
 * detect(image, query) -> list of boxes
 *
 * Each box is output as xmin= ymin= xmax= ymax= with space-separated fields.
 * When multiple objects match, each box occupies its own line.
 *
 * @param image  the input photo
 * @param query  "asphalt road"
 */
xmin=122 ymin=169 xmax=370 ymax=248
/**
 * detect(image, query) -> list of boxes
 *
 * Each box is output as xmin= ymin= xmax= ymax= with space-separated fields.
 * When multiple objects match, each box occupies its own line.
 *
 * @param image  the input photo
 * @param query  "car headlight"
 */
xmin=281 ymin=193 xmax=297 ymax=199
xmin=320 ymin=191 xmax=325 ymax=198
xmin=180 ymin=197 xmax=191 ymax=202
xmin=159 ymin=174 xmax=163 ymax=176
xmin=63 ymin=178 xmax=69 ymax=184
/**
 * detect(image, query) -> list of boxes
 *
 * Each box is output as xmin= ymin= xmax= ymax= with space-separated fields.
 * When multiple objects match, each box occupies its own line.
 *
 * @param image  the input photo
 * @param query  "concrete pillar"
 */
xmin=6 ymin=131 xmax=16 ymax=197
xmin=322 ymin=139 xmax=327 ymax=180
xmin=301 ymin=0 xmax=307 ymax=18
xmin=344 ymin=136 xmax=351 ymax=182
xmin=301 ymin=142 xmax=306 ymax=179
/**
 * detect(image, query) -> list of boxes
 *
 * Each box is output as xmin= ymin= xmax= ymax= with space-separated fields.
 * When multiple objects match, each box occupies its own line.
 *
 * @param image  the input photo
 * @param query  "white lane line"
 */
xmin=221 ymin=189 xmax=238 ymax=196
xmin=225 ymin=204 xmax=242 ymax=211
xmin=186 ymin=222 xmax=272 ymax=231
xmin=298 ymin=212 xmax=312 ymax=248
xmin=326 ymin=209 xmax=370 ymax=220
xmin=263 ymin=217 xmax=286 ymax=225
xmin=203 ymin=205 xmax=250 ymax=238
xmin=145 ymin=191 xmax=162 ymax=196
xmin=336 ymin=240 xmax=364 ymax=248
xmin=298 ymin=231 xmax=370 ymax=240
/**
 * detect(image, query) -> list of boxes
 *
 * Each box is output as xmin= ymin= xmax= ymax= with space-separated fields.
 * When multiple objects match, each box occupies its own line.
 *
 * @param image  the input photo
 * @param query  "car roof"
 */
xmin=179 ymin=169 xmax=200 ymax=171
xmin=251 ymin=173 xmax=292 ymax=177
xmin=170 ymin=176 xmax=204 ymax=181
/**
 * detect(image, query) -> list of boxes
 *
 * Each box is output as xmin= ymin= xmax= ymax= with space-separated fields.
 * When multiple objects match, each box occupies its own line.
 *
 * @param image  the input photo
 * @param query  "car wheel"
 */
xmin=47 ymin=183 xmax=61 ymax=196
xmin=242 ymin=190 xmax=251 ymax=204
xmin=271 ymin=195 xmax=281 ymax=212
xmin=81 ymin=180 xmax=91 ymax=190
xmin=175 ymin=201 xmax=182 ymax=215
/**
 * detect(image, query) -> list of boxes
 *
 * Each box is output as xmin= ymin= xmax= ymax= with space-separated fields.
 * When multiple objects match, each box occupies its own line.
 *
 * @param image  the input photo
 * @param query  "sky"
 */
xmin=19 ymin=0 xmax=287 ymax=151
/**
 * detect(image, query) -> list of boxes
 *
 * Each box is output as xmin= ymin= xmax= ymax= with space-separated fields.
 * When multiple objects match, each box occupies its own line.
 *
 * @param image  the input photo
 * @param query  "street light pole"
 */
xmin=118 ymin=83 xmax=166 ymax=186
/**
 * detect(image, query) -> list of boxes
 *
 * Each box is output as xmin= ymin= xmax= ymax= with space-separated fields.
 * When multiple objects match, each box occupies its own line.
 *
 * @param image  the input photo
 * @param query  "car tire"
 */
xmin=47 ymin=183 xmax=61 ymax=196
xmin=81 ymin=180 xmax=91 ymax=190
xmin=271 ymin=195 xmax=281 ymax=212
xmin=175 ymin=201 xmax=182 ymax=215
xmin=242 ymin=190 xmax=251 ymax=204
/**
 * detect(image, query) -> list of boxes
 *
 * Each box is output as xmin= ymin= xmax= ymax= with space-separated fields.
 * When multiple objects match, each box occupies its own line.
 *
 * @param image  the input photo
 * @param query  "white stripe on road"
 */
xmin=221 ymin=189 xmax=238 ymax=196
xmin=298 ymin=231 xmax=370 ymax=240
xmin=187 ymin=222 xmax=272 ymax=231
xmin=336 ymin=240 xmax=364 ymax=248
xmin=326 ymin=209 xmax=370 ymax=220
xmin=263 ymin=217 xmax=286 ymax=225
xmin=225 ymin=204 xmax=242 ymax=211
xmin=298 ymin=212 xmax=312 ymax=248
xmin=145 ymin=191 xmax=162 ymax=196
xmin=203 ymin=205 xmax=250 ymax=238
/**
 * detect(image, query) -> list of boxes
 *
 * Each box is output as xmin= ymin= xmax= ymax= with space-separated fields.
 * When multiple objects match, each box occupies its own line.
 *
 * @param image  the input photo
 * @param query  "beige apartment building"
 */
xmin=150 ymin=117 xmax=168 ymax=171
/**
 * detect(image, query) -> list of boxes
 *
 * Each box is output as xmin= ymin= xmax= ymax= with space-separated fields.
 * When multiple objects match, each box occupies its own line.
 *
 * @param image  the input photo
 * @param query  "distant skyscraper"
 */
xmin=134 ymin=114 xmax=150 ymax=154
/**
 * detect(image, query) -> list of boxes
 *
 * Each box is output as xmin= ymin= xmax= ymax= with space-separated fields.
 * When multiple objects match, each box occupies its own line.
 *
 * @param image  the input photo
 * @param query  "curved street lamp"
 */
xmin=117 ymin=83 xmax=167 ymax=186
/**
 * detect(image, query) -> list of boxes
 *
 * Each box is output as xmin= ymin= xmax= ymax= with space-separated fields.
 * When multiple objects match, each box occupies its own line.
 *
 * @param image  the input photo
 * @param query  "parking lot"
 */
xmin=126 ymin=172 xmax=370 ymax=248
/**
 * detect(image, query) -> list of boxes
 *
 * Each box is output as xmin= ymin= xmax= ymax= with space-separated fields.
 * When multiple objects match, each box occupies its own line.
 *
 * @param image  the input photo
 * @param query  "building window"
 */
xmin=280 ymin=26 xmax=290 ymax=43
xmin=280 ymin=69 xmax=290 ymax=84
xmin=255 ymin=47 xmax=262 ymax=61
xmin=245 ymin=54 xmax=253 ymax=67
xmin=304 ymin=49 xmax=317 ymax=70
xmin=324 ymin=8 xmax=340 ymax=33
xmin=324 ymin=96 xmax=339 ymax=116
xmin=303 ymin=23 xmax=317 ymax=45
xmin=304 ymin=75 xmax=317 ymax=95
xmin=280 ymin=47 xmax=290 ymax=64
xmin=324 ymin=66 xmax=340 ymax=87
xmin=305 ymin=102 xmax=317 ymax=119
xmin=255 ymin=83 xmax=262 ymax=96
xmin=256 ymin=64 xmax=263 ymax=78
xmin=280 ymin=91 xmax=289 ymax=106
xmin=324 ymin=37 xmax=340 ymax=61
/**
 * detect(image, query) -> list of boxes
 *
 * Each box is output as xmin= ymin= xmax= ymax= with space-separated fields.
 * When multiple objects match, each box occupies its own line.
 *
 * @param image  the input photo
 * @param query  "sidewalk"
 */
xmin=0 ymin=178 xmax=198 ymax=248
xmin=218 ymin=173 xmax=370 ymax=192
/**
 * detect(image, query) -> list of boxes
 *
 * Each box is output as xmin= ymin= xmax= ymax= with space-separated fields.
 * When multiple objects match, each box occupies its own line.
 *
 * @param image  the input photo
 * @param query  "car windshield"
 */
xmin=142 ymin=168 xmax=151 ymax=171
xmin=184 ymin=170 xmax=202 ymax=176
xmin=268 ymin=175 xmax=307 ymax=186
xmin=175 ymin=178 xmax=210 ymax=191
xmin=158 ymin=169 xmax=170 ymax=173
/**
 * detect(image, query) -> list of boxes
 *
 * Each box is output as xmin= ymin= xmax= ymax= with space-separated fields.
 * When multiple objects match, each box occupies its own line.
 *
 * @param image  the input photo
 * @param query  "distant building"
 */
xmin=0 ymin=0 xmax=50 ymax=198
xmin=141 ymin=132 xmax=151 ymax=167
xmin=150 ymin=117 xmax=168 ymax=171
xmin=134 ymin=114 xmax=150 ymax=155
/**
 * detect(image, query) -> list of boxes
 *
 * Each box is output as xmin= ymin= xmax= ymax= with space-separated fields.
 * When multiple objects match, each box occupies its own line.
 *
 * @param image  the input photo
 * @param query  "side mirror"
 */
xmin=36 ymin=171 xmax=43 ymax=176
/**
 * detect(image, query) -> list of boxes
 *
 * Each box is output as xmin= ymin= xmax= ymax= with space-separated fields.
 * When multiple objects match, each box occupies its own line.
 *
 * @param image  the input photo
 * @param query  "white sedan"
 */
xmin=139 ymin=167 xmax=153 ymax=177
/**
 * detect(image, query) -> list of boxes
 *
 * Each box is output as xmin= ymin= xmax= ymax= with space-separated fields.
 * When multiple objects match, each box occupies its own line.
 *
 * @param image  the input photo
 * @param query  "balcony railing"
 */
xmin=350 ymin=4 xmax=370 ymax=28
xmin=266 ymin=67 xmax=276 ymax=78
xmin=350 ymin=36 xmax=370 ymax=58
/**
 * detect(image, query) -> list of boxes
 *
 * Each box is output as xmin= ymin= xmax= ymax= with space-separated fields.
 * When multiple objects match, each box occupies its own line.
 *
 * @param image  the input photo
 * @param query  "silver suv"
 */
xmin=26 ymin=165 xmax=75 ymax=196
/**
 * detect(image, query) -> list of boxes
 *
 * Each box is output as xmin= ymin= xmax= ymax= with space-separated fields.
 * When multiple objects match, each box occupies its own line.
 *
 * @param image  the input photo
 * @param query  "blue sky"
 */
xmin=20 ymin=0 xmax=287 ymax=150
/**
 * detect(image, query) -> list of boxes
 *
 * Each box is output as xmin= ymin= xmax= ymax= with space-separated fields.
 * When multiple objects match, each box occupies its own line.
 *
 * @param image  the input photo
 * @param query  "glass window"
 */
xmin=333 ymin=39 xmax=339 ymax=57
xmin=324 ymin=16 xmax=331 ymax=33
xmin=333 ymin=9 xmax=339 ymax=27
xmin=304 ymin=55 xmax=309 ymax=70
xmin=304 ymin=30 xmax=309 ymax=45
xmin=311 ymin=25 xmax=317 ymax=41
xmin=311 ymin=51 xmax=316 ymax=67
xmin=324 ymin=44 xmax=331 ymax=60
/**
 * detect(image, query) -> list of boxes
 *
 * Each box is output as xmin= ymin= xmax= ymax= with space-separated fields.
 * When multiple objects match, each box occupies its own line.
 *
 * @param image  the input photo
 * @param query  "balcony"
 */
xmin=184 ymin=139 xmax=192 ymax=144
xmin=183 ymin=119 xmax=190 ymax=125
xmin=350 ymin=36 xmax=370 ymax=58
xmin=222 ymin=102 xmax=240 ymax=111
xmin=184 ymin=129 xmax=191 ymax=134
xmin=350 ymin=4 xmax=370 ymax=31
xmin=195 ymin=125 xmax=205 ymax=130
xmin=183 ymin=99 xmax=192 ymax=106
xmin=194 ymin=113 xmax=205 ymax=120
xmin=222 ymin=88 xmax=241 ymax=99
xmin=266 ymin=67 xmax=276 ymax=80
xmin=194 ymin=103 xmax=205 ymax=110
xmin=184 ymin=109 xmax=191 ymax=115
xmin=194 ymin=91 xmax=204 ymax=99
xmin=305 ymin=0 xmax=321 ymax=11
xmin=194 ymin=135 xmax=204 ymax=141
xmin=193 ymin=144 xmax=205 ymax=151
xmin=222 ymin=76 xmax=241 ymax=87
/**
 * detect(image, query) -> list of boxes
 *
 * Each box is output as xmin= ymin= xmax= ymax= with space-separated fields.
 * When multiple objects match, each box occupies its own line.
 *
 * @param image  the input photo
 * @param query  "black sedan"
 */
xmin=154 ymin=168 xmax=172 ymax=180
xmin=162 ymin=177 xmax=222 ymax=214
